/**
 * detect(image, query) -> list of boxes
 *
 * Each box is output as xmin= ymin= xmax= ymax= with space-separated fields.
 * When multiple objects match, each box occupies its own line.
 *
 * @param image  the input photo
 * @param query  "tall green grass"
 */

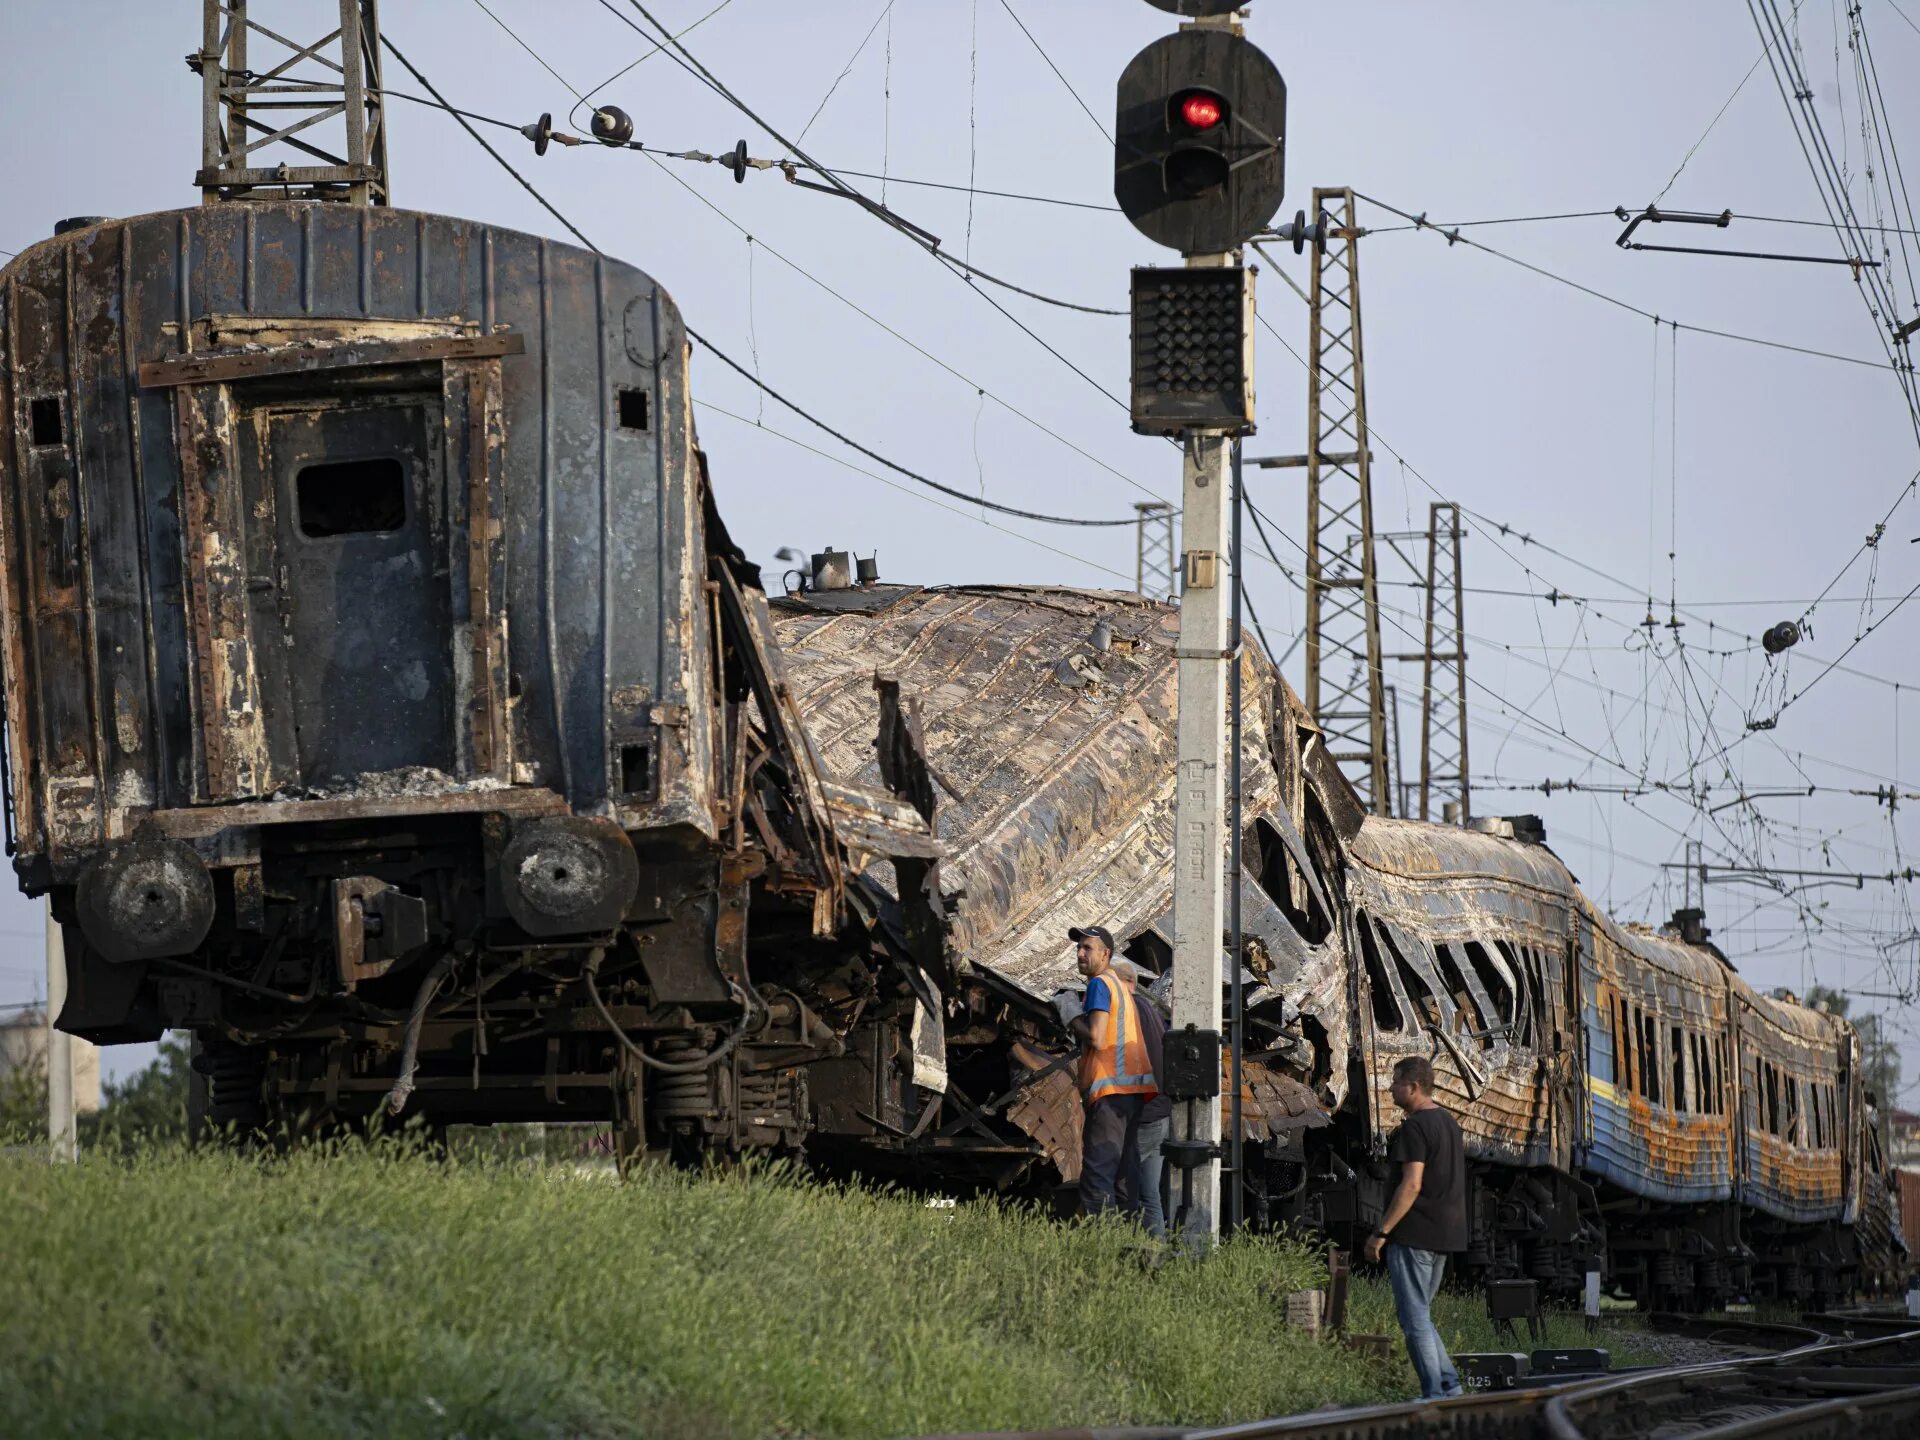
xmin=1 ymin=1142 xmax=1392 ymax=1439
xmin=0 ymin=1141 xmax=1656 ymax=1438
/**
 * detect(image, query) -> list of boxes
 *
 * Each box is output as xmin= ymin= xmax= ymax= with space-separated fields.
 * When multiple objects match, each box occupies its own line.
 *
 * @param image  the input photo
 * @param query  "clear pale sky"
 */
xmin=3 ymin=0 xmax=1918 ymax=1094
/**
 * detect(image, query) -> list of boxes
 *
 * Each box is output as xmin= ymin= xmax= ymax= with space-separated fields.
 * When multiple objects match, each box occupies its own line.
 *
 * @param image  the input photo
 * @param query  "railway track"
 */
xmin=1184 ymin=1313 xmax=1920 ymax=1440
xmin=917 ymin=1311 xmax=1920 ymax=1440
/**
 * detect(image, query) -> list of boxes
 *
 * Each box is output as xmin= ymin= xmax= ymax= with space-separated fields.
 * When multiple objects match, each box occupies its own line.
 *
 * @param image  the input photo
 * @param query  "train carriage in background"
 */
xmin=1729 ymin=978 xmax=1859 ymax=1293
xmin=1578 ymin=916 xmax=1743 ymax=1307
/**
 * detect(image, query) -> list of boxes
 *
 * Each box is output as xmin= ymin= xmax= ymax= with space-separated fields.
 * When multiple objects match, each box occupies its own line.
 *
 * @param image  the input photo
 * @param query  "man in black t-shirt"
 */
xmin=1363 ymin=1055 xmax=1466 ymax=1400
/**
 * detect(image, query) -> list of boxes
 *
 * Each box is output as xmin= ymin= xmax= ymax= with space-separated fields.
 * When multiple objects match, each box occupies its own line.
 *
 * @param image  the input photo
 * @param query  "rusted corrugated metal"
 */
xmin=773 ymin=585 xmax=1342 ymax=998
xmin=1733 ymin=981 xmax=1851 ymax=1223
xmin=1580 ymin=917 xmax=1737 ymax=1205
xmin=1898 ymin=1168 xmax=1920 ymax=1259
xmin=1346 ymin=818 xmax=1580 ymax=1170
xmin=772 ymin=582 xmax=1350 ymax=1137
xmin=0 ymin=205 xmax=715 ymax=878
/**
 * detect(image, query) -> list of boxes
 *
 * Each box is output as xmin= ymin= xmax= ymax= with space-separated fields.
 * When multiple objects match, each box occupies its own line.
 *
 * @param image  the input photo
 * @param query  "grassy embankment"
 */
xmin=1 ymin=1141 xmax=1645 ymax=1439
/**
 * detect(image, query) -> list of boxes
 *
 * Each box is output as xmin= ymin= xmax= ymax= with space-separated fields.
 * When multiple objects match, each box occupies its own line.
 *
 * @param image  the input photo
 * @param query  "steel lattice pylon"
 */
xmin=196 ymin=1 xmax=390 ymax=206
xmin=1135 ymin=502 xmax=1176 ymax=602
xmin=1417 ymin=502 xmax=1470 ymax=822
xmin=1303 ymin=187 xmax=1390 ymax=814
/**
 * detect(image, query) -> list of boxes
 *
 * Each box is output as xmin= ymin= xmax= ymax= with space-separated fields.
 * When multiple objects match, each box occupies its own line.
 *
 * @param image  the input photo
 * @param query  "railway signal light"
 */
xmin=1129 ymin=265 xmax=1253 ymax=435
xmin=1114 ymin=29 xmax=1287 ymax=254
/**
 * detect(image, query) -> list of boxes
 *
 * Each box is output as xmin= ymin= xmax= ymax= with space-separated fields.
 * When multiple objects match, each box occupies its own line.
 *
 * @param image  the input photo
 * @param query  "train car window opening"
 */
xmin=1380 ymin=921 xmax=1447 ymax=1031
xmin=1355 ymin=913 xmax=1407 ymax=1031
xmin=1617 ymin=996 xmax=1632 ymax=1092
xmin=1434 ymin=943 xmax=1491 ymax=1048
xmin=1524 ymin=947 xmax=1549 ymax=1044
xmin=1609 ymin=994 xmax=1625 ymax=1088
xmin=1472 ymin=939 xmax=1518 ymax=1029
xmin=1785 ymin=1076 xmax=1801 ymax=1146
xmin=618 ymin=743 xmax=651 ymax=796
xmin=1672 ymin=1024 xmax=1686 ymax=1112
xmin=1633 ymin=1008 xmax=1646 ymax=1099
xmin=296 ymin=457 xmax=406 ymax=537
xmin=28 ymin=397 xmax=64 ymax=448
xmin=1640 ymin=1009 xmax=1662 ymax=1105
xmin=617 ymin=387 xmax=650 ymax=431
xmin=1250 ymin=818 xmax=1331 ymax=945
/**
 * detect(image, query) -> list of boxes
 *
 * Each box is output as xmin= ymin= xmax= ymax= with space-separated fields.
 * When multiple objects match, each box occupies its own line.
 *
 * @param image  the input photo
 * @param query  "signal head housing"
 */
xmin=1115 ymin=29 xmax=1286 ymax=254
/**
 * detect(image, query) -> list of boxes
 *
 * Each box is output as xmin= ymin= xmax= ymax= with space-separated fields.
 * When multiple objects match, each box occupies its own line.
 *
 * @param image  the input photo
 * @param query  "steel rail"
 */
xmin=917 ymin=1315 xmax=1920 ymax=1439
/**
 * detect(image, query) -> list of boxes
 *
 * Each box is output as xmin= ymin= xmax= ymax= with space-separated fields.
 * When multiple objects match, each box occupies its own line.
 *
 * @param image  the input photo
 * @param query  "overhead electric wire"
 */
xmin=995 ymin=0 xmax=1111 ymax=144
xmin=1246 ymin=247 xmax=1909 ymax=898
xmin=795 ymin=0 xmax=896 ymax=144
xmin=696 ymin=401 xmax=1139 ymax=580
xmin=630 ymin=145 xmax=1170 ymax=506
xmin=385 ymin=32 xmax=1140 ymax=532
xmin=1352 ymin=191 xmax=1892 ymax=372
xmin=566 ymin=0 xmax=739 ymax=133
xmin=598 ymin=0 xmax=1125 ymax=317
xmin=1653 ymin=37 xmax=1775 ymax=203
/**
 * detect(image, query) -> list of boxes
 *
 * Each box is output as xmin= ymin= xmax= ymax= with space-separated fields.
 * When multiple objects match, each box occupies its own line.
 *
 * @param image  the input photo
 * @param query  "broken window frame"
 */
xmin=1248 ymin=812 xmax=1334 ymax=948
xmin=1433 ymin=941 xmax=1498 ymax=1053
xmin=1377 ymin=918 xmax=1457 ymax=1035
xmin=1671 ymin=1023 xmax=1687 ymax=1113
xmin=1354 ymin=910 xmax=1411 ymax=1033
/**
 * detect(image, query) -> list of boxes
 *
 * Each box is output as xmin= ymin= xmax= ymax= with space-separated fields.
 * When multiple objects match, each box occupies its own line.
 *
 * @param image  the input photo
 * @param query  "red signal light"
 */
xmin=1178 ymin=91 xmax=1225 ymax=130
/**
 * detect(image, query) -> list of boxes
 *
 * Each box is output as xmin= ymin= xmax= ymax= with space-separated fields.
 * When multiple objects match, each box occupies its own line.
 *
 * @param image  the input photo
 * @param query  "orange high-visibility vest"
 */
xmin=1079 ymin=976 xmax=1159 ymax=1102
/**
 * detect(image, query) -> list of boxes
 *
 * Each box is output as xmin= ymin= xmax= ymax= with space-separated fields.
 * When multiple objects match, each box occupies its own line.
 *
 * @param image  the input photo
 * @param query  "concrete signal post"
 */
xmin=1116 ymin=2 xmax=1287 ymax=1247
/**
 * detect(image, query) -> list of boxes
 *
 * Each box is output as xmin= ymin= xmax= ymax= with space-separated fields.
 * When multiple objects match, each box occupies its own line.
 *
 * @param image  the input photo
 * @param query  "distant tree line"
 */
xmin=0 ymin=1036 xmax=190 ymax=1150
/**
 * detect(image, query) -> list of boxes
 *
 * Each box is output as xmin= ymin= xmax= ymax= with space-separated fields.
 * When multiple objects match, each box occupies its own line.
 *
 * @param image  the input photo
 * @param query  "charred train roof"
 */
xmin=773 ymin=584 xmax=1302 ymax=999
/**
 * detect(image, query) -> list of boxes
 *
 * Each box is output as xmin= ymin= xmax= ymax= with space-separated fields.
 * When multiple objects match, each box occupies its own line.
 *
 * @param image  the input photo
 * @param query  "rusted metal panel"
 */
xmin=136 ymin=332 xmax=525 ymax=388
xmin=142 ymin=781 xmax=565 ymax=839
xmin=1899 ymin=1168 xmax=1920 ymax=1255
xmin=0 ymin=205 xmax=712 ymax=862
xmin=1579 ymin=915 xmax=1737 ymax=1204
xmin=443 ymin=356 xmax=510 ymax=779
xmin=177 ymin=381 xmax=273 ymax=799
xmin=1733 ymin=979 xmax=1851 ymax=1223
xmin=775 ymin=584 xmax=1352 ymax=1141
xmin=775 ymin=587 xmax=1282 ymax=995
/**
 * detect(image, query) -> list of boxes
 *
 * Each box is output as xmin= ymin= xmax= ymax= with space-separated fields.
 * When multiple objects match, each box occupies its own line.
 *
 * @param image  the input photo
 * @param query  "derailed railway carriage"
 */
xmin=0 ymin=204 xmax=947 ymax=1156
xmin=2 ymin=201 xmax=1904 ymax=1306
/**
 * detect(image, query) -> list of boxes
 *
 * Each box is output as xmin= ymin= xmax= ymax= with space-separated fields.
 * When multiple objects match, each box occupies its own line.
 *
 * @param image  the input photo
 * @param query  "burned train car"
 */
xmin=4 ymin=201 xmax=1899 ymax=1303
xmin=770 ymin=579 xmax=1341 ymax=1194
xmin=0 ymin=206 xmax=940 ymax=1156
xmin=777 ymin=573 xmax=1904 ymax=1301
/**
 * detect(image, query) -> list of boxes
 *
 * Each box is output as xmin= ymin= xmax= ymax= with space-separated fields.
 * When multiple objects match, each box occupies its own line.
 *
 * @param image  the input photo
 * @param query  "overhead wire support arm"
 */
xmin=1614 ymin=204 xmax=1881 ymax=268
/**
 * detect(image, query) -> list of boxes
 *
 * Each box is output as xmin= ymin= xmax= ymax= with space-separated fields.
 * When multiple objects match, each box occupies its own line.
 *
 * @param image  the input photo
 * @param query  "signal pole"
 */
xmin=1118 ymin=1 xmax=1287 ymax=1248
xmin=45 ymin=898 xmax=75 ymax=1162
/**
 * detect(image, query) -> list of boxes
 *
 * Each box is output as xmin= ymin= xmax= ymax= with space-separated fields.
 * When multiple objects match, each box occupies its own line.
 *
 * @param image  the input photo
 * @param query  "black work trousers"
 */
xmin=1079 ymin=1092 xmax=1146 ymax=1217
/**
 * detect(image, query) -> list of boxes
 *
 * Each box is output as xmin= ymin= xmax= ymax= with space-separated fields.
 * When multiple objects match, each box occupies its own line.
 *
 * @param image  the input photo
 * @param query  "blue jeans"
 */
xmin=1080 ymin=1094 xmax=1145 ymax=1217
xmin=1386 ymin=1242 xmax=1460 ymax=1400
xmin=1123 ymin=1114 xmax=1170 ymax=1239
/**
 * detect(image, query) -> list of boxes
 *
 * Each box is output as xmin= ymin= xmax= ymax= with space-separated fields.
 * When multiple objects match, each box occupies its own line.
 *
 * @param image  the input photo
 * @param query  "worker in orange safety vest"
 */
xmin=1068 ymin=924 xmax=1159 ymax=1217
